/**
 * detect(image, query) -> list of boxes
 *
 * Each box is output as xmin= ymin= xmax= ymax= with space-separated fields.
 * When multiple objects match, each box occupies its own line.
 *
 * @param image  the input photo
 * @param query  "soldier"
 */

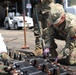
xmin=33 ymin=0 xmax=55 ymax=56
xmin=43 ymin=3 xmax=76 ymax=65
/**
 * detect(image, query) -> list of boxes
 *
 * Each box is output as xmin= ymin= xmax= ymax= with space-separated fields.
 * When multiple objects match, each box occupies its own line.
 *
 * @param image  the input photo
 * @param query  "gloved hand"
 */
xmin=43 ymin=48 xmax=50 ymax=57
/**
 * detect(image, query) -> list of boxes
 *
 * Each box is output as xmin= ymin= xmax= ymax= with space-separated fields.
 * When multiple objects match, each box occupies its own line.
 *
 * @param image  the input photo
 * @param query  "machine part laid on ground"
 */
xmin=2 ymin=50 xmax=76 ymax=75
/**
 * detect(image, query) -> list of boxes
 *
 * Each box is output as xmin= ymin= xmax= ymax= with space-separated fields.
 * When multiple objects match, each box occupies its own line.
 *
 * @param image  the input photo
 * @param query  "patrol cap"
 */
xmin=48 ymin=3 xmax=65 ymax=25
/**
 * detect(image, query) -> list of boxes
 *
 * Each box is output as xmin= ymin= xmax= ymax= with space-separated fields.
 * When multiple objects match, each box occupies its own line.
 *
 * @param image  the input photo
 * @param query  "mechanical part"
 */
xmin=3 ymin=50 xmax=76 ymax=75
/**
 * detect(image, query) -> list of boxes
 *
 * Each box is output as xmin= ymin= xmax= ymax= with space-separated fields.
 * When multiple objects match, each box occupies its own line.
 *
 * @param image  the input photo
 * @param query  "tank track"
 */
xmin=3 ymin=50 xmax=76 ymax=75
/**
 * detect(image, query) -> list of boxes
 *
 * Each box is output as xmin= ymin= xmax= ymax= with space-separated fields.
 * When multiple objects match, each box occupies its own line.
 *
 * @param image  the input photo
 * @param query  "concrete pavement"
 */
xmin=0 ymin=28 xmax=35 ymax=52
xmin=0 ymin=27 xmax=65 ymax=53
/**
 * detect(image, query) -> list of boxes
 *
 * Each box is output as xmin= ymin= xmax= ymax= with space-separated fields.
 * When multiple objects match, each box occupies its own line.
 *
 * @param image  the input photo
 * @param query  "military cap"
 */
xmin=48 ymin=3 xmax=65 ymax=25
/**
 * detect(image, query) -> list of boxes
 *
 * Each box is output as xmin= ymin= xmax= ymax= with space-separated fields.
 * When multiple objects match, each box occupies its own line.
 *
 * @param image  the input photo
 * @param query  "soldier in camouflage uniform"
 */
xmin=33 ymin=0 xmax=55 ymax=56
xmin=43 ymin=3 xmax=76 ymax=65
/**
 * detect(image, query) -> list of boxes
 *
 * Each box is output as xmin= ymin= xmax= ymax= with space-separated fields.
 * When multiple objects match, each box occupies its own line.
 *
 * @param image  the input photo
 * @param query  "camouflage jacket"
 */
xmin=45 ymin=13 xmax=76 ymax=49
xmin=33 ymin=2 xmax=54 ymax=36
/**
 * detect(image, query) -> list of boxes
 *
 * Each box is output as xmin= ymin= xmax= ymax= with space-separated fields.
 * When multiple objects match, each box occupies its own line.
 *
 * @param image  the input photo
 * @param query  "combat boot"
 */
xmin=33 ymin=47 xmax=43 ymax=56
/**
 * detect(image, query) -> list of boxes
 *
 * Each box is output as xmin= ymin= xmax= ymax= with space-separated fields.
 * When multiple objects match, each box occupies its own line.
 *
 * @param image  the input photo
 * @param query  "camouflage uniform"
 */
xmin=33 ymin=0 xmax=55 ymax=56
xmin=45 ymin=3 xmax=76 ymax=65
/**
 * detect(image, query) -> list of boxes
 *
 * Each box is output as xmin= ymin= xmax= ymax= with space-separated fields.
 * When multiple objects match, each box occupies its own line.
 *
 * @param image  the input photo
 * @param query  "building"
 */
xmin=0 ymin=0 xmax=69 ymax=27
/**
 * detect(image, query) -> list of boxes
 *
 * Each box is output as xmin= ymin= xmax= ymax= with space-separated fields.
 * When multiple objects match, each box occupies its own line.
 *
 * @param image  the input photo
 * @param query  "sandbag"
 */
xmin=0 ymin=33 xmax=7 ymax=53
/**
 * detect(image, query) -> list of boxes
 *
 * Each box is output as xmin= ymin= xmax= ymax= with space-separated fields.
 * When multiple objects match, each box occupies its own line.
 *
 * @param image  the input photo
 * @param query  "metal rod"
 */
xmin=22 ymin=0 xmax=29 ymax=49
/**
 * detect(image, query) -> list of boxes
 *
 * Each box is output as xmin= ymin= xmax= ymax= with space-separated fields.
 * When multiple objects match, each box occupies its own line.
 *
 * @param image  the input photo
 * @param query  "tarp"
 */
xmin=0 ymin=33 xmax=7 ymax=53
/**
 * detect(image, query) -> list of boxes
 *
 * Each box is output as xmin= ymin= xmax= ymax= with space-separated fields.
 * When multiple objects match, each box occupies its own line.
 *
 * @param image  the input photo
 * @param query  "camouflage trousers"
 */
xmin=34 ymin=23 xmax=47 ymax=50
xmin=57 ymin=37 xmax=76 ymax=65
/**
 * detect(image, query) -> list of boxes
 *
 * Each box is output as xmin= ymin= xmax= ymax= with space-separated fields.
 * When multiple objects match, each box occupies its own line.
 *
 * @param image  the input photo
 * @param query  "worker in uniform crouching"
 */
xmin=33 ymin=0 xmax=55 ymax=56
xmin=43 ymin=3 xmax=76 ymax=65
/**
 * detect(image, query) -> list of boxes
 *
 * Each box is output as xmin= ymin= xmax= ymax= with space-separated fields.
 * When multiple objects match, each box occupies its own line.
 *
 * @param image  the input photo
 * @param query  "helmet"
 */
xmin=48 ymin=3 xmax=65 ymax=25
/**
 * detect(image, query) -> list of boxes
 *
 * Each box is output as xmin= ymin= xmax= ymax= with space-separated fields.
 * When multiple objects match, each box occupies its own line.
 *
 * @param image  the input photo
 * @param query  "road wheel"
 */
xmin=5 ymin=22 xmax=10 ymax=30
xmin=14 ymin=23 xmax=22 ymax=30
